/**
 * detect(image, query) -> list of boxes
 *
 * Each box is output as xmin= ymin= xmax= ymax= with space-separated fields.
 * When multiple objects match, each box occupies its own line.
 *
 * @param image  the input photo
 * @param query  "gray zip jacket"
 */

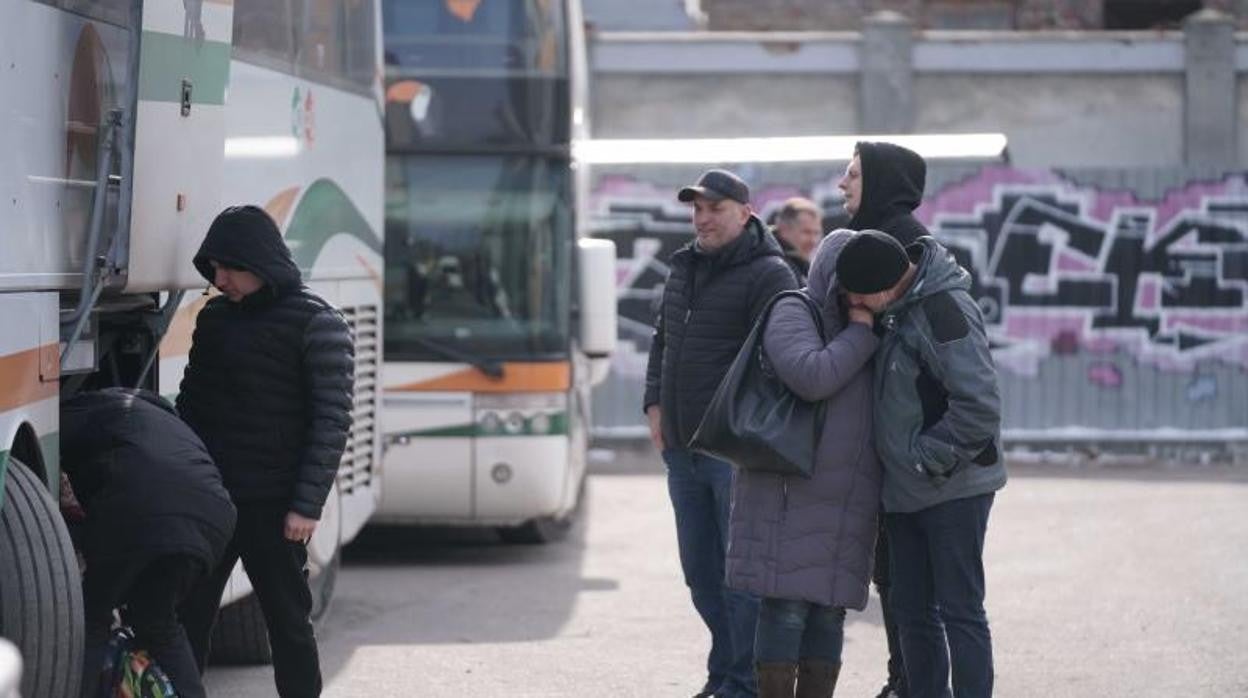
xmin=873 ymin=237 xmax=1007 ymax=513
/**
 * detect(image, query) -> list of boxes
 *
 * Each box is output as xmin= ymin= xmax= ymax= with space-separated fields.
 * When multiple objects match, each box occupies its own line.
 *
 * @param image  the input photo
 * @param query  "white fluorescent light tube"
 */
xmin=574 ymin=133 xmax=1008 ymax=164
xmin=224 ymin=136 xmax=300 ymax=159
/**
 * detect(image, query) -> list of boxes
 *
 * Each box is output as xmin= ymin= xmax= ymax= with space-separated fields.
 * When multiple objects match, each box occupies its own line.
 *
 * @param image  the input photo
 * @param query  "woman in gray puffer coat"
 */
xmin=726 ymin=230 xmax=883 ymax=697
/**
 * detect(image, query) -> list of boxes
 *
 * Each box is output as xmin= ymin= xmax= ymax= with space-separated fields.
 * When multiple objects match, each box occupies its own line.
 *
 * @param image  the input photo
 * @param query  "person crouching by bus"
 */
xmin=62 ymin=388 xmax=237 ymax=698
xmin=645 ymin=169 xmax=800 ymax=698
xmin=176 ymin=205 xmax=355 ymax=698
xmin=725 ymin=231 xmax=883 ymax=697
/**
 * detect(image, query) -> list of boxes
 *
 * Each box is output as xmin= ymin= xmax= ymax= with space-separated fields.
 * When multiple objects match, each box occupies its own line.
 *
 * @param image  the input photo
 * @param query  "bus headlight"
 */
xmin=503 ymin=411 xmax=526 ymax=434
xmin=479 ymin=411 xmax=502 ymax=434
xmin=529 ymin=412 xmax=552 ymax=435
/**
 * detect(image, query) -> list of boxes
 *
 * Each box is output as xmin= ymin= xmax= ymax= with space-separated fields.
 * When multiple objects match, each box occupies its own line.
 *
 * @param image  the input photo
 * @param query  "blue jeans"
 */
xmin=886 ymin=493 xmax=995 ymax=698
xmin=755 ymin=598 xmax=845 ymax=664
xmin=664 ymin=448 xmax=759 ymax=698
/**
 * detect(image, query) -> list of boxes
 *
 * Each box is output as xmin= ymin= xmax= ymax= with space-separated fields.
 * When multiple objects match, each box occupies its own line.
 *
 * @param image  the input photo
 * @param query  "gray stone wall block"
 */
xmin=591 ymin=74 xmax=858 ymax=138
xmin=1183 ymin=10 xmax=1237 ymax=167
xmin=860 ymin=11 xmax=915 ymax=133
xmin=914 ymin=74 xmax=1183 ymax=167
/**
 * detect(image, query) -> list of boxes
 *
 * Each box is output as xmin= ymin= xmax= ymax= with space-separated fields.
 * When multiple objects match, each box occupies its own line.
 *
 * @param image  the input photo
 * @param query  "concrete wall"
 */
xmin=913 ymin=74 xmax=1184 ymax=167
xmin=592 ymin=74 xmax=857 ymax=137
xmin=589 ymin=12 xmax=1245 ymax=168
xmin=1240 ymin=74 xmax=1248 ymax=165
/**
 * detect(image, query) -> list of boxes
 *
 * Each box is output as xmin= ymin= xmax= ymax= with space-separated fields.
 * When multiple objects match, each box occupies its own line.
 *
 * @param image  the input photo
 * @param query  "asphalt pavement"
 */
xmin=205 ymin=444 xmax=1248 ymax=697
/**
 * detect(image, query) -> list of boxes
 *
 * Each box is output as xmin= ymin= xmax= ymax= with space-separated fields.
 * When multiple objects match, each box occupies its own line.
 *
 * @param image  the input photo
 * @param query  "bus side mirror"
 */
xmin=577 ymin=238 xmax=617 ymax=360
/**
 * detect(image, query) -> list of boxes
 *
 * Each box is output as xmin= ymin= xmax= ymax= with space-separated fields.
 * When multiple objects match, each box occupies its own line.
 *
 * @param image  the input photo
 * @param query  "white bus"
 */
xmin=376 ymin=0 xmax=617 ymax=543
xmin=0 ymin=0 xmax=383 ymax=693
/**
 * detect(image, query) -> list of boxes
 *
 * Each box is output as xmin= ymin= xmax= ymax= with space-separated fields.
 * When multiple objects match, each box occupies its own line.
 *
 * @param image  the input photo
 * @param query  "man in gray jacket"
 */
xmin=836 ymin=231 xmax=1007 ymax=698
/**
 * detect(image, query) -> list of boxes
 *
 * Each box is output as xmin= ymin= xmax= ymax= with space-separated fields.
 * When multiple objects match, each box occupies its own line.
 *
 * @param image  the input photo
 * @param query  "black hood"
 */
xmin=848 ymin=141 xmax=927 ymax=231
xmin=193 ymin=205 xmax=302 ymax=295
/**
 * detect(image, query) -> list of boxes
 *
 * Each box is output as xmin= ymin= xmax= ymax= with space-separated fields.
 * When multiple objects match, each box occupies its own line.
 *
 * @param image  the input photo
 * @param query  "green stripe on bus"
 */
xmin=138 ymin=32 xmax=230 ymax=105
xmin=392 ymin=412 xmax=569 ymax=439
xmin=285 ymin=178 xmax=384 ymax=270
xmin=39 ymin=432 xmax=60 ymax=493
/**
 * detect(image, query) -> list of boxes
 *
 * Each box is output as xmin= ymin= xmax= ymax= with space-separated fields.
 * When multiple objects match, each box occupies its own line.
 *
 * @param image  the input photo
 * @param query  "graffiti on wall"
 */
xmin=591 ymin=167 xmax=1248 ymax=436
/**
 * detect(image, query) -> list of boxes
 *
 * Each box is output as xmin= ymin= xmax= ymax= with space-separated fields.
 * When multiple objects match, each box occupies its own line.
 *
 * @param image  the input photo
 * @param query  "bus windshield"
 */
xmin=381 ymin=0 xmax=569 ymax=149
xmin=383 ymin=154 xmax=572 ymax=361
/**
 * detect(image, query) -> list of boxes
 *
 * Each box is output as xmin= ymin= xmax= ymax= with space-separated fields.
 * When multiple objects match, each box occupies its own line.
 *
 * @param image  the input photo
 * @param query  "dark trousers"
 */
xmin=886 ymin=493 xmax=995 ymax=698
xmin=754 ymin=598 xmax=845 ymax=664
xmin=663 ymin=448 xmax=759 ymax=698
xmin=180 ymin=501 xmax=322 ymax=698
xmin=874 ymin=518 xmax=909 ymax=693
xmin=82 ymin=554 xmax=206 ymax=698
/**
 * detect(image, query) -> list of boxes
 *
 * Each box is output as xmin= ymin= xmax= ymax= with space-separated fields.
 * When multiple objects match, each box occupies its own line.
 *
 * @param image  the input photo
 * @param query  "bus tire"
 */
xmin=497 ymin=514 xmax=574 ymax=545
xmin=208 ymin=554 xmax=339 ymax=666
xmin=208 ymin=594 xmax=271 ymax=666
xmin=0 ymin=457 xmax=84 ymax=698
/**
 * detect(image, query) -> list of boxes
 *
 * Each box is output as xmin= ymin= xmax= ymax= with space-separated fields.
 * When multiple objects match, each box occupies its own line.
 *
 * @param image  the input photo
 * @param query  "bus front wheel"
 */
xmin=208 ymin=552 xmax=340 ymax=666
xmin=497 ymin=514 xmax=574 ymax=545
xmin=0 ymin=457 xmax=84 ymax=698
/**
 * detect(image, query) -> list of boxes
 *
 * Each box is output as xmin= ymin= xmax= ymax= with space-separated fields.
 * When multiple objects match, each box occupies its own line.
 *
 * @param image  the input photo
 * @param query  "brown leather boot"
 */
xmin=794 ymin=659 xmax=841 ymax=698
xmin=756 ymin=661 xmax=798 ymax=698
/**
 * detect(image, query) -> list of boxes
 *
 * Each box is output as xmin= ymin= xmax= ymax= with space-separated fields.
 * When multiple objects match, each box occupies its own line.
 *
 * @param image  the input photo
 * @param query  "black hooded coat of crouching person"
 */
xmin=175 ymin=205 xmax=354 ymax=698
xmin=63 ymin=387 xmax=236 ymax=698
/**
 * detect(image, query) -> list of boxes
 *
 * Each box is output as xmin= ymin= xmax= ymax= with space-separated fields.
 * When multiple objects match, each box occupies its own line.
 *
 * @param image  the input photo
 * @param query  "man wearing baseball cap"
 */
xmin=645 ymin=168 xmax=799 ymax=697
xmin=837 ymin=231 xmax=1006 ymax=698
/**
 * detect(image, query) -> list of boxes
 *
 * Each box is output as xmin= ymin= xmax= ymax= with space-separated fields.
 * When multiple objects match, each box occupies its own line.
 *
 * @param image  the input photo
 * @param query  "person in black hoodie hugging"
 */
xmin=63 ymin=388 xmax=236 ymax=698
xmin=841 ymin=141 xmax=929 ymax=247
xmin=177 ymin=205 xmax=354 ymax=698
xmin=838 ymin=140 xmax=932 ymax=698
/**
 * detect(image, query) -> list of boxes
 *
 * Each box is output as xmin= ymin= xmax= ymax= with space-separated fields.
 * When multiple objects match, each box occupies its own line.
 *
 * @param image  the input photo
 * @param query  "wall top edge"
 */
xmin=591 ymin=30 xmax=1248 ymax=45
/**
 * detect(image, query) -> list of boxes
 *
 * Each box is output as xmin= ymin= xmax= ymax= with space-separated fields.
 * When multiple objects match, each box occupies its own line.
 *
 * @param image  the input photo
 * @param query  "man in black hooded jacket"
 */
xmin=176 ymin=205 xmax=354 ymax=697
xmin=63 ymin=388 xmax=236 ymax=698
xmin=839 ymin=140 xmax=932 ymax=698
xmin=841 ymin=140 xmax=929 ymax=247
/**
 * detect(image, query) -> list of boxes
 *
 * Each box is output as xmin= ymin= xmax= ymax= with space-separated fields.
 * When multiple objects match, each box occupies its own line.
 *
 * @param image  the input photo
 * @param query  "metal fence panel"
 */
xmin=591 ymin=165 xmax=1248 ymax=449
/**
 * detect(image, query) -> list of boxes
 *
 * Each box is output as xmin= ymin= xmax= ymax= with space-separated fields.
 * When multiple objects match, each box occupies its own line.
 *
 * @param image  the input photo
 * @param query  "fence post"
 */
xmin=1183 ymin=9 xmax=1236 ymax=167
xmin=860 ymin=10 xmax=915 ymax=134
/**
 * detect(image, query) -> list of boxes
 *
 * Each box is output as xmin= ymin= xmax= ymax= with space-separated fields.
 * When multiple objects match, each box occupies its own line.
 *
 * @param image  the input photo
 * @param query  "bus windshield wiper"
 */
xmin=410 ymin=335 xmax=506 ymax=380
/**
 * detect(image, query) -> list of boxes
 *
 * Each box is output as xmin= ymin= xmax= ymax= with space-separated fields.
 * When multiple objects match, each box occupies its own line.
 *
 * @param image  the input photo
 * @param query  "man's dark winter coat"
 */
xmin=177 ymin=205 xmax=354 ymax=520
xmin=849 ymin=141 xmax=930 ymax=245
xmin=644 ymin=215 xmax=800 ymax=449
xmin=61 ymin=388 xmax=237 ymax=570
xmin=771 ymin=228 xmax=810 ymax=282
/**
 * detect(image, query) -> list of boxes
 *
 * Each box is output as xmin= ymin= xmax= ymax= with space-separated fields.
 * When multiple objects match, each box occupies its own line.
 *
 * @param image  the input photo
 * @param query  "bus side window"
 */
xmin=233 ymin=0 xmax=297 ymax=73
xmin=343 ymin=0 xmax=377 ymax=91
xmin=298 ymin=0 xmax=346 ymax=85
xmin=32 ymin=0 xmax=129 ymax=27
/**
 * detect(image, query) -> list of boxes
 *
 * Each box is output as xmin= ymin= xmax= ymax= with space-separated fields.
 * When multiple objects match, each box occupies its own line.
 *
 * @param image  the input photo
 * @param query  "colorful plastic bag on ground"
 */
xmin=96 ymin=627 xmax=180 ymax=698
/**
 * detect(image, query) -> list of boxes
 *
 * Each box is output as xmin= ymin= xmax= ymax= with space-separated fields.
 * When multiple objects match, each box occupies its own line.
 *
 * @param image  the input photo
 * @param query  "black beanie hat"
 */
xmin=836 ymin=230 xmax=910 ymax=294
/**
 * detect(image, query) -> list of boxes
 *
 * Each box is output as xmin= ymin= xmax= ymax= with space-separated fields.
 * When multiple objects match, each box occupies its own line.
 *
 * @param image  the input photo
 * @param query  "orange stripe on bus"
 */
xmin=265 ymin=186 xmax=301 ymax=228
xmin=159 ymin=295 xmax=211 ymax=358
xmin=391 ymin=362 xmax=571 ymax=394
xmin=0 ymin=346 xmax=59 ymax=413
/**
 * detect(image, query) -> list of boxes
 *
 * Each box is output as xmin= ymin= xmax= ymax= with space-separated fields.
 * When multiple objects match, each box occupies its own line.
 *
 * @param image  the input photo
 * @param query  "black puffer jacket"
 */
xmin=644 ymin=216 xmax=799 ymax=448
xmin=61 ymin=388 xmax=237 ymax=569
xmin=177 ymin=205 xmax=354 ymax=520
xmin=848 ymin=141 xmax=930 ymax=245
